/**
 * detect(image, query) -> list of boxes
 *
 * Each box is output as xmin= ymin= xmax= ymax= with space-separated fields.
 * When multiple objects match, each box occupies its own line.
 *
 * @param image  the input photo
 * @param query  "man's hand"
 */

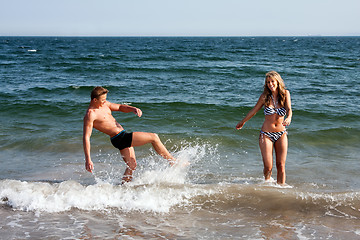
xmin=134 ymin=108 xmax=142 ymax=117
xmin=86 ymin=160 xmax=94 ymax=173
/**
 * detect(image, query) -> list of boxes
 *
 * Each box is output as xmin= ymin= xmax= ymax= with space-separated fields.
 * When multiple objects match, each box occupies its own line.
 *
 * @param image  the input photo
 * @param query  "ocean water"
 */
xmin=0 ymin=36 xmax=360 ymax=239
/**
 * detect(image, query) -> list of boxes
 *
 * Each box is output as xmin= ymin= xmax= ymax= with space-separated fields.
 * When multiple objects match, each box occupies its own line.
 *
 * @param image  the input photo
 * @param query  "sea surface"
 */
xmin=0 ymin=36 xmax=360 ymax=239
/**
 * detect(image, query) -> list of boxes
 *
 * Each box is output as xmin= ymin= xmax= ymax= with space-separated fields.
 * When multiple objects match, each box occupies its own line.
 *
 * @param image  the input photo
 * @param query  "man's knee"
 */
xmin=153 ymin=133 xmax=159 ymax=139
xmin=150 ymin=133 xmax=160 ymax=143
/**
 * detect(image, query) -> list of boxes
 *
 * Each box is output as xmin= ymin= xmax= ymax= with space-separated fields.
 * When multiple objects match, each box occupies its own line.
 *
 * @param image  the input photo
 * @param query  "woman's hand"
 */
xmin=283 ymin=117 xmax=291 ymax=126
xmin=236 ymin=121 xmax=245 ymax=130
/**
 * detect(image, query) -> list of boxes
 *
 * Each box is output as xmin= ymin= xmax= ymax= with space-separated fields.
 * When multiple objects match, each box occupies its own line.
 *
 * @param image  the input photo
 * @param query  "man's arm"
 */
xmin=83 ymin=111 xmax=94 ymax=173
xmin=108 ymin=102 xmax=142 ymax=117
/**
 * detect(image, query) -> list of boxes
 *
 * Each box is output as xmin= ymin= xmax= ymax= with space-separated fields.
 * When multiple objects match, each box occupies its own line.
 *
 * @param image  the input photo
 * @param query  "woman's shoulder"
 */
xmin=260 ymin=93 xmax=267 ymax=98
xmin=260 ymin=93 xmax=269 ymax=101
xmin=257 ymin=93 xmax=266 ymax=104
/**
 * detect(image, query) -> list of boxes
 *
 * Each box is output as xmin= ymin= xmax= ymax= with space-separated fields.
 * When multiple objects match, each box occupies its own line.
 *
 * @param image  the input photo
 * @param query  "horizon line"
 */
xmin=1 ymin=35 xmax=360 ymax=38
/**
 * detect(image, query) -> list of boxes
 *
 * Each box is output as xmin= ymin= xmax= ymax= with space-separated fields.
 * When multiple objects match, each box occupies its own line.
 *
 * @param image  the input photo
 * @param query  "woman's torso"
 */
xmin=261 ymin=95 xmax=287 ymax=132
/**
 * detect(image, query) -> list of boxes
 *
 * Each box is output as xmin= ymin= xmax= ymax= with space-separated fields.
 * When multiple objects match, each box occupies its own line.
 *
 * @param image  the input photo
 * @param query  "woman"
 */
xmin=236 ymin=71 xmax=292 ymax=184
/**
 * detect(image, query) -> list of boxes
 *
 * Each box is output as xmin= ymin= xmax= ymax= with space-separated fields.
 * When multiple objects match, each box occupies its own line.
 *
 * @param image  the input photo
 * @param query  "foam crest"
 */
xmin=296 ymin=190 xmax=360 ymax=205
xmin=0 ymin=143 xmax=221 ymax=213
xmin=0 ymin=179 xmax=211 ymax=213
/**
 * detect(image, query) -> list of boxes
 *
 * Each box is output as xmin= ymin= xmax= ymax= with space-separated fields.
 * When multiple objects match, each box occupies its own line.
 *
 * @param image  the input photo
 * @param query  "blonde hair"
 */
xmin=263 ymin=71 xmax=286 ymax=107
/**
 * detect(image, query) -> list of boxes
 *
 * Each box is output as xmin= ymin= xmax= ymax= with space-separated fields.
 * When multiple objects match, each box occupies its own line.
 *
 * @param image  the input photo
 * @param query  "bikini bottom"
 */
xmin=260 ymin=130 xmax=287 ymax=143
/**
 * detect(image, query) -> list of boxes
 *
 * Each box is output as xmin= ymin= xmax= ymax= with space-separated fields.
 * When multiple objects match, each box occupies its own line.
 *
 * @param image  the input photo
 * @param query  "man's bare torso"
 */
xmin=86 ymin=102 xmax=123 ymax=137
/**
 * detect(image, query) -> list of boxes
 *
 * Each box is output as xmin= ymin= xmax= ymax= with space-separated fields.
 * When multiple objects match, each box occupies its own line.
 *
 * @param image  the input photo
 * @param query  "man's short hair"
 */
xmin=91 ymin=86 xmax=109 ymax=100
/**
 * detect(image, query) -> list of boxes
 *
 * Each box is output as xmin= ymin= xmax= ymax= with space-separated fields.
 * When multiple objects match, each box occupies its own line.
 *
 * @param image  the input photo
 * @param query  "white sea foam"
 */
xmin=258 ymin=177 xmax=294 ymax=189
xmin=296 ymin=191 xmax=360 ymax=204
xmin=0 ymin=142 xmax=220 ymax=214
xmin=0 ymin=144 xmax=210 ymax=214
xmin=0 ymin=178 xmax=212 ymax=213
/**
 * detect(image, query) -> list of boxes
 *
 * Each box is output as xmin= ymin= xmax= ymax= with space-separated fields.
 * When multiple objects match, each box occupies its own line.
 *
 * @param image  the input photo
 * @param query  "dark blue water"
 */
xmin=1 ymin=37 xmax=360 ymax=239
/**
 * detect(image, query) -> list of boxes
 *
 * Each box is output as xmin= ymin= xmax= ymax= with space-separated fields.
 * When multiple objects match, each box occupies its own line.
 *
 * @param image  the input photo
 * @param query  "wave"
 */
xmin=1 ymin=97 xmax=359 ymax=153
xmin=0 ymin=152 xmax=202 ymax=213
xmin=292 ymin=127 xmax=360 ymax=148
xmin=0 ymin=132 xmax=359 ymax=218
xmin=1 ymin=178 xmax=359 ymax=220
xmin=193 ymin=183 xmax=360 ymax=221
xmin=0 ymin=179 xmax=200 ymax=213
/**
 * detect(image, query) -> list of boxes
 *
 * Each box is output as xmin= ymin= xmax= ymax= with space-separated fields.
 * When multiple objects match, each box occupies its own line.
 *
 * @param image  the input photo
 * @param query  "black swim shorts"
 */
xmin=110 ymin=130 xmax=133 ymax=150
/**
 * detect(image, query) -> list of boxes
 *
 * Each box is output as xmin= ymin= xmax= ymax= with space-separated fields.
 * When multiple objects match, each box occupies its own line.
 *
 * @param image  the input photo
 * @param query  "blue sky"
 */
xmin=1 ymin=0 xmax=359 ymax=36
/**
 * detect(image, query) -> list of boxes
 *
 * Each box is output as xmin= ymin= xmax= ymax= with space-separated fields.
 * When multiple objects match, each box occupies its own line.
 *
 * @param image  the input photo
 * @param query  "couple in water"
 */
xmin=83 ymin=71 xmax=292 ymax=184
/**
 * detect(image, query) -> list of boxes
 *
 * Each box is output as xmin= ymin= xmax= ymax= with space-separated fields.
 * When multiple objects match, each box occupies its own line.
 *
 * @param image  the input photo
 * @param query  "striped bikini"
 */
xmin=264 ymin=106 xmax=286 ymax=116
xmin=261 ymin=95 xmax=287 ymax=143
xmin=260 ymin=130 xmax=287 ymax=143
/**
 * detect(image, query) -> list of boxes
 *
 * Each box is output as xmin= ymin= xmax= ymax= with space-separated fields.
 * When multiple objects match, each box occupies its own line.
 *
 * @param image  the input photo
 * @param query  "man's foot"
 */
xmin=121 ymin=175 xmax=132 ymax=184
xmin=170 ymin=159 xmax=190 ymax=167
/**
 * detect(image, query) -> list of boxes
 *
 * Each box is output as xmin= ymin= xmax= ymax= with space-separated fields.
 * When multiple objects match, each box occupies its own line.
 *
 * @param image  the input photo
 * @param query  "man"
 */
xmin=83 ymin=86 xmax=176 ymax=183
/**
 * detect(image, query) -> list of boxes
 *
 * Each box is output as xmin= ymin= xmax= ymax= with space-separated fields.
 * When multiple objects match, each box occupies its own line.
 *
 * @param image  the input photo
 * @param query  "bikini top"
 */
xmin=264 ymin=95 xmax=287 ymax=116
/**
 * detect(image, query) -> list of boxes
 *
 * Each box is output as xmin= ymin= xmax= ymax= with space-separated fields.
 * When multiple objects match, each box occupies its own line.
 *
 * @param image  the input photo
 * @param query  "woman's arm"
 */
xmin=283 ymin=90 xmax=292 ymax=126
xmin=236 ymin=94 xmax=265 ymax=130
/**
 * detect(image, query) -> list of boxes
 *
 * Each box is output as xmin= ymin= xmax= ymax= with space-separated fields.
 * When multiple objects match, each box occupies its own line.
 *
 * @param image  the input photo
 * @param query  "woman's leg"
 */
xmin=131 ymin=132 xmax=176 ymax=164
xmin=274 ymin=133 xmax=288 ymax=184
xmin=259 ymin=134 xmax=274 ymax=181
xmin=120 ymin=147 xmax=137 ymax=183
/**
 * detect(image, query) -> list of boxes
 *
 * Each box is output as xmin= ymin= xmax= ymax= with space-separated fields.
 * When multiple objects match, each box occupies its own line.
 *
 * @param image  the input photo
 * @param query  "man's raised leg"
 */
xmin=131 ymin=132 xmax=176 ymax=165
